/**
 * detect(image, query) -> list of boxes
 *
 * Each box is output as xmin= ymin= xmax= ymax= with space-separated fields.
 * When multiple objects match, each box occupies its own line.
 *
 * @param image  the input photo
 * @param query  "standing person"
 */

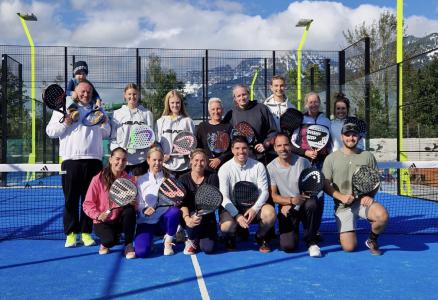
xmin=110 ymin=83 xmax=154 ymax=176
xmin=267 ymin=133 xmax=322 ymax=257
xmin=263 ymin=75 xmax=296 ymax=131
xmin=322 ymin=121 xmax=389 ymax=255
xmin=218 ymin=136 xmax=276 ymax=252
xmin=330 ymin=92 xmax=365 ymax=151
xmin=179 ymin=149 xmax=219 ymax=255
xmin=46 ymin=81 xmax=111 ymax=248
xmin=291 ymin=92 xmax=331 ymax=169
xmin=195 ymin=98 xmax=232 ymax=172
xmin=135 ymin=147 xmax=181 ymax=258
xmin=156 ymin=90 xmax=195 ymax=178
xmin=66 ymin=61 xmax=102 ymax=109
xmin=83 ymin=147 xmax=136 ymax=259
xmin=223 ymin=84 xmax=277 ymax=163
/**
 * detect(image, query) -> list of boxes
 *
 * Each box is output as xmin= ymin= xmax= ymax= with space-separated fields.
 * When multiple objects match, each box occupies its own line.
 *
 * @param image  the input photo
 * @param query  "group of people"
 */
xmin=46 ymin=63 xmax=389 ymax=260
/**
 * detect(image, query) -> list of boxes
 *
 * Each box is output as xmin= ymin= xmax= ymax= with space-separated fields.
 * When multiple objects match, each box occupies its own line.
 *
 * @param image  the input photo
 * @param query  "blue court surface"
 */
xmin=1 ymin=232 xmax=438 ymax=300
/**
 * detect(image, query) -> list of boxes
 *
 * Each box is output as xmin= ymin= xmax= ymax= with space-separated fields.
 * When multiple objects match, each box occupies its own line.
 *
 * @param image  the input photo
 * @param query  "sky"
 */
xmin=1 ymin=0 xmax=437 ymax=51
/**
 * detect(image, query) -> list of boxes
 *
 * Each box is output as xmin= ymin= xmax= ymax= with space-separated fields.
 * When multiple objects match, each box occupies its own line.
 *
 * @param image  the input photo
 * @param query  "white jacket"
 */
xmin=110 ymin=104 xmax=154 ymax=165
xmin=156 ymin=115 xmax=195 ymax=171
xmin=46 ymin=104 xmax=110 ymax=161
xmin=263 ymin=95 xmax=296 ymax=131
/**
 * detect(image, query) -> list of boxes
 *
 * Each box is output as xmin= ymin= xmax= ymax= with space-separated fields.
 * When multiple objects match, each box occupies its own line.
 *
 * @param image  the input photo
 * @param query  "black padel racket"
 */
xmin=107 ymin=178 xmax=137 ymax=213
xmin=43 ymin=84 xmax=67 ymax=123
xmin=280 ymin=108 xmax=304 ymax=137
xmin=195 ymin=184 xmax=223 ymax=216
xmin=232 ymin=181 xmax=259 ymax=213
xmin=344 ymin=116 xmax=367 ymax=137
xmin=156 ymin=177 xmax=186 ymax=208
xmin=296 ymin=167 xmax=325 ymax=211
xmin=127 ymin=125 xmax=155 ymax=154
xmin=82 ymin=108 xmax=106 ymax=126
xmin=207 ymin=131 xmax=230 ymax=154
xmin=352 ymin=165 xmax=380 ymax=199
xmin=170 ymin=131 xmax=197 ymax=156
xmin=231 ymin=122 xmax=256 ymax=145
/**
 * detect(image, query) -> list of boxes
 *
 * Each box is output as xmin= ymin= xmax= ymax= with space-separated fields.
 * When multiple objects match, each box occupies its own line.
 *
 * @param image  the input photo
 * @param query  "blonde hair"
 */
xmin=146 ymin=146 xmax=164 ymax=159
xmin=124 ymin=83 xmax=138 ymax=93
xmin=190 ymin=148 xmax=208 ymax=160
xmin=208 ymin=97 xmax=223 ymax=110
xmin=162 ymin=90 xmax=188 ymax=117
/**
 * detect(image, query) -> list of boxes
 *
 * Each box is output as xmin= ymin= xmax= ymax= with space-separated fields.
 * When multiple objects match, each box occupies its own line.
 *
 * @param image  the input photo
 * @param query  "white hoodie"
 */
xmin=46 ymin=104 xmax=110 ymax=161
xmin=156 ymin=115 xmax=195 ymax=171
xmin=110 ymin=104 xmax=154 ymax=165
xmin=263 ymin=95 xmax=296 ymax=131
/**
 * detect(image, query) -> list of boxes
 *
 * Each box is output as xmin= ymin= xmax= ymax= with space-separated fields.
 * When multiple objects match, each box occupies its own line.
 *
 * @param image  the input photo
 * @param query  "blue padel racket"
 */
xmin=82 ymin=108 xmax=106 ymax=126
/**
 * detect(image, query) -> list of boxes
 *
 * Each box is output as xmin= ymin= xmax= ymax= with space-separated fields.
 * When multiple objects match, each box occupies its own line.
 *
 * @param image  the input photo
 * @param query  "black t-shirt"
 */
xmin=178 ymin=171 xmax=219 ymax=219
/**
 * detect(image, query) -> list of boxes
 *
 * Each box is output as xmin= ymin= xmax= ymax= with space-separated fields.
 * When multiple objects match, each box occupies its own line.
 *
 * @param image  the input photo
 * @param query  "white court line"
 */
xmin=191 ymin=254 xmax=211 ymax=300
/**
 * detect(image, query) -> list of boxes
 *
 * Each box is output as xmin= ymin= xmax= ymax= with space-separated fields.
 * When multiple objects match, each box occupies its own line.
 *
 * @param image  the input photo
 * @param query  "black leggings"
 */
xmin=94 ymin=206 xmax=136 ymax=248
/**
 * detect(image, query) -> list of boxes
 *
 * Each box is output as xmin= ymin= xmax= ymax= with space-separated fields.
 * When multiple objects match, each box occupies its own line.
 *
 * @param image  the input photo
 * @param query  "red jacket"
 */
xmin=83 ymin=171 xmax=135 ymax=224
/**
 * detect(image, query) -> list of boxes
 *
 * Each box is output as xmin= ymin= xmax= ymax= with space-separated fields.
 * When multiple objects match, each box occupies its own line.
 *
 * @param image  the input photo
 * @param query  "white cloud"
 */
xmin=2 ymin=0 xmax=437 ymax=51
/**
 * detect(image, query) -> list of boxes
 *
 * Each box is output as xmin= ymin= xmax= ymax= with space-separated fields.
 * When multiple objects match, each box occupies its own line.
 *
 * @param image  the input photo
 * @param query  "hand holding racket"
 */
xmin=306 ymin=124 xmax=330 ymax=163
xmin=296 ymin=167 xmax=325 ymax=211
xmin=127 ymin=125 xmax=155 ymax=154
xmin=43 ymin=84 xmax=69 ymax=123
xmin=207 ymin=131 xmax=230 ymax=155
xmin=99 ymin=178 xmax=137 ymax=222
xmin=170 ymin=132 xmax=197 ymax=156
xmin=352 ymin=165 xmax=380 ymax=201
xmin=195 ymin=184 xmax=223 ymax=216
xmin=82 ymin=108 xmax=106 ymax=126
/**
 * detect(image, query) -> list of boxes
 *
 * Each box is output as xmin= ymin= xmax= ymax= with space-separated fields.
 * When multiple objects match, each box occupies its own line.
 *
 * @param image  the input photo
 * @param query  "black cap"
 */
xmin=341 ymin=123 xmax=359 ymax=135
xmin=73 ymin=61 xmax=88 ymax=75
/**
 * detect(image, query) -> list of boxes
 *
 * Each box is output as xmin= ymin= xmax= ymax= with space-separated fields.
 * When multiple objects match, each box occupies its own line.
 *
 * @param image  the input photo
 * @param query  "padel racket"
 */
xmin=107 ymin=178 xmax=137 ymax=213
xmin=296 ymin=167 xmax=325 ymax=211
xmin=280 ymin=108 xmax=303 ymax=137
xmin=170 ymin=131 xmax=197 ymax=156
xmin=43 ymin=84 xmax=68 ymax=123
xmin=82 ymin=108 xmax=106 ymax=126
xmin=231 ymin=122 xmax=255 ymax=144
xmin=195 ymin=184 xmax=223 ymax=216
xmin=352 ymin=165 xmax=380 ymax=199
xmin=156 ymin=177 xmax=186 ymax=208
xmin=232 ymin=181 xmax=259 ymax=213
xmin=127 ymin=125 xmax=155 ymax=154
xmin=207 ymin=131 xmax=230 ymax=154
xmin=344 ymin=116 xmax=367 ymax=137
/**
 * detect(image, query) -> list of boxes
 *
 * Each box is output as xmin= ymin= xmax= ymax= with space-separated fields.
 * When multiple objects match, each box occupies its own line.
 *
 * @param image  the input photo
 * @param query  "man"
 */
xmin=322 ymin=121 xmax=389 ymax=255
xmin=46 ymin=80 xmax=111 ymax=248
xmin=218 ymin=136 xmax=276 ymax=252
xmin=263 ymin=75 xmax=296 ymax=131
xmin=267 ymin=133 xmax=322 ymax=257
xmin=223 ymin=84 xmax=277 ymax=163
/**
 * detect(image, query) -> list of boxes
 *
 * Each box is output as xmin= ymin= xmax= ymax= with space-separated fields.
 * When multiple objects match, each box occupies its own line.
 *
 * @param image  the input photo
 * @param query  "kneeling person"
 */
xmin=322 ymin=122 xmax=389 ymax=255
xmin=267 ymin=133 xmax=322 ymax=257
xmin=218 ymin=136 xmax=276 ymax=252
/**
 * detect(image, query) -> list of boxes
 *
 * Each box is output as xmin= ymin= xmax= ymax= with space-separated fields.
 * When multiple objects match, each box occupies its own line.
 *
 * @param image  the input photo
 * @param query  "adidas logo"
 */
xmin=409 ymin=163 xmax=417 ymax=169
xmin=40 ymin=165 xmax=49 ymax=171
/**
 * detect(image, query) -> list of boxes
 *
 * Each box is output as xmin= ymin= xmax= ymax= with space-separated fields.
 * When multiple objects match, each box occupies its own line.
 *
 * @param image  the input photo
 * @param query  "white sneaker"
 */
xmin=163 ymin=234 xmax=175 ymax=256
xmin=183 ymin=239 xmax=197 ymax=255
xmin=308 ymin=244 xmax=322 ymax=257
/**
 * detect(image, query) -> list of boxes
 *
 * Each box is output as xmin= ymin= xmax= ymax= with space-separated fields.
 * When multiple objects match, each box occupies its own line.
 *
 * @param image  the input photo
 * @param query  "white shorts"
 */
xmin=335 ymin=200 xmax=370 ymax=233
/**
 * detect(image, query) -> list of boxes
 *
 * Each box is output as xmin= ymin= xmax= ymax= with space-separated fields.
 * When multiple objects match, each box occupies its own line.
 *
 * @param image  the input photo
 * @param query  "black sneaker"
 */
xmin=255 ymin=234 xmax=271 ymax=253
xmin=224 ymin=236 xmax=236 ymax=251
xmin=237 ymin=226 xmax=249 ymax=241
xmin=365 ymin=239 xmax=382 ymax=256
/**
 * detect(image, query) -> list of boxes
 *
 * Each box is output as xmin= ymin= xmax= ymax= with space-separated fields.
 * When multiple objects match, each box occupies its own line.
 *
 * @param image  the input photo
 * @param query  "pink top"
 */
xmin=83 ymin=171 xmax=135 ymax=224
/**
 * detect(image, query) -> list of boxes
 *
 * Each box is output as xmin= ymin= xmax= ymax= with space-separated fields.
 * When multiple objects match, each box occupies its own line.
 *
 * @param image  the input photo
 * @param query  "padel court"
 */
xmin=0 ymin=166 xmax=437 ymax=299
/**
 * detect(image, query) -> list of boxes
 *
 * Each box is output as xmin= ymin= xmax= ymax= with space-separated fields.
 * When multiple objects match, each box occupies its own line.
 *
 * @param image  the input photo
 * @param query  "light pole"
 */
xmin=295 ymin=18 xmax=313 ymax=111
xmin=17 ymin=12 xmax=37 ymax=164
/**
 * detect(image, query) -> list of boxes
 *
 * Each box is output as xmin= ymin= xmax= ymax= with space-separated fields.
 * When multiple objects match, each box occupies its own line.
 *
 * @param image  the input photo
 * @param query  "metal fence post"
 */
xmin=1 ymin=55 xmax=7 ymax=165
xmin=364 ymin=37 xmax=371 ymax=149
xmin=338 ymin=50 xmax=345 ymax=93
xmin=324 ymin=59 xmax=331 ymax=117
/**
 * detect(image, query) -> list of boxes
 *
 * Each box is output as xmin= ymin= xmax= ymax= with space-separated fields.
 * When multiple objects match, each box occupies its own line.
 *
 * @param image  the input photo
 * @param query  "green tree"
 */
xmin=141 ymin=55 xmax=184 ymax=120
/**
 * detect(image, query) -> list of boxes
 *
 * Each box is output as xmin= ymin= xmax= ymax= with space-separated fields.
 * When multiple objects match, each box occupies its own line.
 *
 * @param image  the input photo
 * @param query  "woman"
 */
xmin=195 ymin=98 xmax=232 ymax=172
xmin=291 ymin=92 xmax=331 ymax=169
xmin=110 ymin=83 xmax=154 ymax=176
xmin=179 ymin=149 xmax=219 ymax=255
xmin=135 ymin=147 xmax=181 ymax=257
xmin=156 ymin=90 xmax=195 ymax=178
xmin=330 ymin=92 xmax=364 ymax=151
xmin=83 ymin=147 xmax=136 ymax=259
